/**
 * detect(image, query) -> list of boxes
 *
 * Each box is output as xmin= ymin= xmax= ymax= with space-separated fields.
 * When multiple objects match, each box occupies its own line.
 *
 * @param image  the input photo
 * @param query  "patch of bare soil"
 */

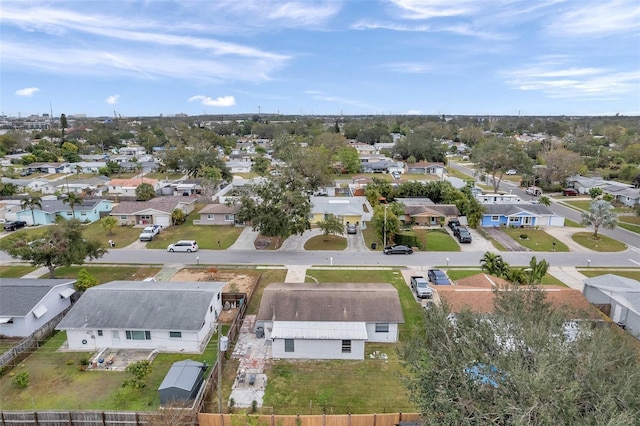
xmin=254 ymin=234 xmax=282 ymax=250
xmin=170 ymin=268 xmax=260 ymax=323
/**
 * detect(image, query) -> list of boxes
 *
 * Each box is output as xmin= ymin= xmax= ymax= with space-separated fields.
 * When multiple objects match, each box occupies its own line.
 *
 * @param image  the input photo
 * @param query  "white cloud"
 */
xmin=105 ymin=95 xmax=120 ymax=105
xmin=546 ymin=1 xmax=640 ymax=37
xmin=189 ymin=95 xmax=236 ymax=107
xmin=405 ymin=109 xmax=422 ymax=115
xmin=15 ymin=87 xmax=40 ymax=97
xmin=501 ymin=60 xmax=640 ymax=100
xmin=381 ymin=63 xmax=432 ymax=74
xmin=389 ymin=0 xmax=481 ymax=20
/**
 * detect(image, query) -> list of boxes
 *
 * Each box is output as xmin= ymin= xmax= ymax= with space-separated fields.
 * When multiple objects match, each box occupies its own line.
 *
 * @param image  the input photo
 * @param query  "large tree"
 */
xmin=135 ymin=183 xmax=156 ymax=201
xmin=581 ymin=200 xmax=618 ymax=238
xmin=473 ymin=138 xmax=532 ymax=193
xmin=0 ymin=219 xmax=106 ymax=278
xmin=231 ymin=176 xmax=312 ymax=244
xmin=402 ymin=284 xmax=640 ymax=424
xmin=540 ymin=148 xmax=583 ymax=186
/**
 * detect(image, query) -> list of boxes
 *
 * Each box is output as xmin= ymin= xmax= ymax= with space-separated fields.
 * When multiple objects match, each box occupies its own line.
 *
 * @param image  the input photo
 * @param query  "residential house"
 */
xmin=255 ymin=283 xmax=405 ymax=360
xmin=601 ymin=185 xmax=640 ymax=208
xmin=583 ymin=274 xmax=640 ymax=339
xmin=109 ymin=196 xmax=197 ymax=227
xmin=41 ymin=176 xmax=110 ymax=196
xmin=476 ymin=193 xmax=523 ymax=204
xmin=225 ymin=161 xmax=252 ymax=174
xmin=194 ymin=203 xmax=243 ymax=226
xmin=565 ymin=175 xmax=617 ymax=195
xmin=350 ymin=142 xmax=376 ymax=155
xmin=73 ymin=161 xmax=106 ymax=174
xmin=26 ymin=162 xmax=71 ymax=174
xmin=309 ymin=196 xmax=373 ymax=226
xmin=1 ymin=177 xmax=48 ymax=193
xmin=405 ymin=161 xmax=447 ymax=177
xmin=56 ymin=281 xmax=225 ymax=352
xmin=0 ymin=279 xmax=76 ymax=337
xmin=118 ymin=146 xmax=147 ymax=156
xmin=107 ymin=177 xmax=161 ymax=198
xmin=395 ymin=198 xmax=460 ymax=226
xmin=362 ymin=160 xmax=401 ymax=174
xmin=481 ymin=204 xmax=565 ymax=227
xmin=16 ymin=198 xmax=113 ymax=225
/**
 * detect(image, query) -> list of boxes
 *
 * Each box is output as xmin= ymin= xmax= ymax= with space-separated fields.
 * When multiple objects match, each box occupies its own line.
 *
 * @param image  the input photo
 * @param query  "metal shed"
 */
xmin=158 ymin=359 xmax=207 ymax=405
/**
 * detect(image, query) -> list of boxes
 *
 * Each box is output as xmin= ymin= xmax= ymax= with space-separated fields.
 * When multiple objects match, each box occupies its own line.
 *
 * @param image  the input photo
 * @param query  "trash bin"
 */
xmin=371 ymin=243 xmax=377 ymax=250
xmin=256 ymin=326 xmax=264 ymax=338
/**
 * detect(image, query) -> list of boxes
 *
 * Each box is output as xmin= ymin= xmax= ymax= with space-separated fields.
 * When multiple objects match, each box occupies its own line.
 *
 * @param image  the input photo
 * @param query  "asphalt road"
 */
xmin=34 ymin=247 xmax=638 ymax=269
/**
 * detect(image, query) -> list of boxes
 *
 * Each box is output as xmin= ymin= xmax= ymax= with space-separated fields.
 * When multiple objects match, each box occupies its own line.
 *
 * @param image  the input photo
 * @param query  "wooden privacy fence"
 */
xmin=0 ymin=410 xmax=196 ymax=426
xmin=198 ymin=413 xmax=421 ymax=426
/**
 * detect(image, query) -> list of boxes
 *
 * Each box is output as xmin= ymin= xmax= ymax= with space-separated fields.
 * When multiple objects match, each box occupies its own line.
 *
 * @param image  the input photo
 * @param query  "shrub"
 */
xmin=75 ymin=268 xmax=98 ymax=292
xmin=520 ymin=234 xmax=528 ymax=240
xmin=12 ymin=371 xmax=30 ymax=388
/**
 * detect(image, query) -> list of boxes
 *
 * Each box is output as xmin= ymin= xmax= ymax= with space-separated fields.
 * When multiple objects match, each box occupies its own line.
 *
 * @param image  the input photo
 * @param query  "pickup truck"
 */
xmin=526 ymin=186 xmax=543 ymax=196
xmin=139 ymin=225 xmax=161 ymax=241
xmin=410 ymin=275 xmax=433 ymax=299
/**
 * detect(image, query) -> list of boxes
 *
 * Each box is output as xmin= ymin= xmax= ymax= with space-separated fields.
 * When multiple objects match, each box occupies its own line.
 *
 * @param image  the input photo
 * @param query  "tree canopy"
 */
xmin=402 ymin=283 xmax=640 ymax=425
xmin=0 ymin=219 xmax=106 ymax=278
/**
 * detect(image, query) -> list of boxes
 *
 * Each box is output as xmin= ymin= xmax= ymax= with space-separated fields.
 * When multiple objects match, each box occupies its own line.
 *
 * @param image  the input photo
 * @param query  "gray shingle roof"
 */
xmin=0 ymin=279 xmax=77 ymax=316
xmin=483 ymin=204 xmax=554 ymax=216
xmin=57 ymin=281 xmax=225 ymax=331
xmin=159 ymin=359 xmax=206 ymax=391
xmin=256 ymin=283 xmax=404 ymax=323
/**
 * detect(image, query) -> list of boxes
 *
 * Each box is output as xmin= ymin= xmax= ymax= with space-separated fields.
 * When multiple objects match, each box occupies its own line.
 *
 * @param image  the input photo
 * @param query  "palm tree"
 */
xmin=20 ymin=195 xmax=42 ymax=226
xmin=480 ymin=251 xmax=510 ymax=278
xmin=63 ymin=192 xmax=83 ymax=218
xmin=538 ymin=196 xmax=551 ymax=207
xmin=581 ymin=200 xmax=618 ymax=239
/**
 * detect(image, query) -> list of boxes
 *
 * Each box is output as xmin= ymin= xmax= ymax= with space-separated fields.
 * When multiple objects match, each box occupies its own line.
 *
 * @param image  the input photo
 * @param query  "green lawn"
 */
xmin=577 ymin=269 xmax=640 ymax=281
xmin=501 ymin=228 xmax=569 ymax=252
xmin=563 ymin=200 xmax=592 ymax=210
xmin=261 ymin=268 xmax=421 ymax=414
xmin=0 ymin=265 xmax=38 ymax=278
xmin=446 ymin=268 xmax=565 ymax=286
xmin=563 ymin=218 xmax=584 ymax=228
xmin=47 ymin=265 xmax=161 ymax=282
xmin=143 ymin=172 xmax=184 ymax=180
xmin=303 ymin=234 xmax=347 ymax=250
xmin=413 ymin=228 xmax=460 ymax=251
xmin=361 ymin=222 xmax=382 ymax=251
xmin=0 ymin=331 xmax=221 ymax=411
xmin=82 ymin=221 xmax=139 ymax=247
xmin=571 ymin=232 xmax=628 ymax=252
xmin=618 ymin=216 xmax=640 ymax=234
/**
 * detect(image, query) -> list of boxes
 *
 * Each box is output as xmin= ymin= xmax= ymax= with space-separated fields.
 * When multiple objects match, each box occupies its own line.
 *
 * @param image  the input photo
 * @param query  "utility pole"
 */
xmin=383 ymin=204 xmax=388 ymax=248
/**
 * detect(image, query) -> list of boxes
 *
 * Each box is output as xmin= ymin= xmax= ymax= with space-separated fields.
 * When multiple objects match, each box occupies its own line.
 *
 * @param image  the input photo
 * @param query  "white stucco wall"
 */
xmin=272 ymin=338 xmax=365 ymax=360
xmin=0 ymin=284 xmax=73 ymax=337
xmin=365 ymin=323 xmax=399 ymax=343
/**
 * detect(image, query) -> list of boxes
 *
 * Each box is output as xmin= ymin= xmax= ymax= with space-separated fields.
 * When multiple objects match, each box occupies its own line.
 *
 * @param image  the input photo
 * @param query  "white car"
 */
xmin=139 ymin=226 xmax=160 ymax=241
xmin=505 ymin=169 xmax=517 ymax=175
xmin=167 ymin=240 xmax=199 ymax=252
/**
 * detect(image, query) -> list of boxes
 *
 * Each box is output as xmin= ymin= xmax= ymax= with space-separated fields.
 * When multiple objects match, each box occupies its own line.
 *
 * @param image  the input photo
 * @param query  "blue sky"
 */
xmin=1 ymin=0 xmax=639 ymax=118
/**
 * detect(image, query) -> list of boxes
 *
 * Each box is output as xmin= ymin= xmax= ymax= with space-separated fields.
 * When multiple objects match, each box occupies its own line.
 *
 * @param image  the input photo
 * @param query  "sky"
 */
xmin=1 ymin=0 xmax=639 ymax=118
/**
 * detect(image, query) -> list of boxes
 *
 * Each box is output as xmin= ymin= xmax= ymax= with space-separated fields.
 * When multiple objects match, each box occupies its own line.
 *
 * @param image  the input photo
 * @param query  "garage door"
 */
xmin=155 ymin=216 xmax=171 ymax=227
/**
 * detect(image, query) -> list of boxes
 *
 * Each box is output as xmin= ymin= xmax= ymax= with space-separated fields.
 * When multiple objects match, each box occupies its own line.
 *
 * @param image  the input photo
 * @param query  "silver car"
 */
xmin=167 ymin=240 xmax=199 ymax=252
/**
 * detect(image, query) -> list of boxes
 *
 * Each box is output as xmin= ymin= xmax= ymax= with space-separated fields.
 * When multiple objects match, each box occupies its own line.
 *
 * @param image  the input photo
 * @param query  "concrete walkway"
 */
xmin=20 ymin=266 xmax=50 ymax=278
xmin=547 ymin=266 xmax=588 ymax=291
xmin=284 ymin=265 xmax=310 ymax=282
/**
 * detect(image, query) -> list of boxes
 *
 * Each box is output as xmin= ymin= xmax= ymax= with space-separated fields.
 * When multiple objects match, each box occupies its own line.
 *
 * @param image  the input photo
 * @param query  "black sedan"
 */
xmin=383 ymin=245 xmax=413 ymax=255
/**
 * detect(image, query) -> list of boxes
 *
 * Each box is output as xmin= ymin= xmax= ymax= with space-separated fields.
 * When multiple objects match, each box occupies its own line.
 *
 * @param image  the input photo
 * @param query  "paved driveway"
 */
xmin=482 ymin=227 xmax=530 ymax=251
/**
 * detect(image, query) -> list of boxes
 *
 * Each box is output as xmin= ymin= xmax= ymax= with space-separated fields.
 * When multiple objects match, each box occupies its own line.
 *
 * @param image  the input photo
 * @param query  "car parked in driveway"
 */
xmin=457 ymin=228 xmax=472 ymax=243
xmin=505 ymin=169 xmax=517 ymax=175
xmin=139 ymin=226 xmax=161 ymax=241
xmin=346 ymin=224 xmax=357 ymax=234
xmin=383 ymin=245 xmax=413 ymax=255
xmin=448 ymin=219 xmax=461 ymax=230
xmin=428 ymin=269 xmax=452 ymax=285
xmin=562 ymin=188 xmax=579 ymax=196
xmin=410 ymin=275 xmax=433 ymax=299
xmin=4 ymin=220 xmax=27 ymax=231
xmin=167 ymin=240 xmax=199 ymax=252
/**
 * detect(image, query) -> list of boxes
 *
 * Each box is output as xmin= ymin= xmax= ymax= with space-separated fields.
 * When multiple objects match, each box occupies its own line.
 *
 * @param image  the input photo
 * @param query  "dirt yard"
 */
xmin=169 ymin=268 xmax=260 ymax=323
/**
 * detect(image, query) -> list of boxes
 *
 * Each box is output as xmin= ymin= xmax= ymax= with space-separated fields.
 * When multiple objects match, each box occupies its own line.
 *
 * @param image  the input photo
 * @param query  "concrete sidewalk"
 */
xmin=547 ymin=266 xmax=588 ymax=291
xmin=228 ymin=227 xmax=260 ymax=250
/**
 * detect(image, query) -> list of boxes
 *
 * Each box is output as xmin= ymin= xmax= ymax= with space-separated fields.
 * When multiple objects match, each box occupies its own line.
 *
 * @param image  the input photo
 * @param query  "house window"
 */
xmin=508 ymin=217 xmax=519 ymax=224
xmin=491 ymin=215 xmax=500 ymax=221
xmin=81 ymin=212 xmax=87 ymax=216
xmin=120 ymin=216 xmax=127 ymax=220
xmin=342 ymin=340 xmax=352 ymax=353
xmin=375 ymin=323 xmax=389 ymax=333
xmin=284 ymin=339 xmax=295 ymax=352
xmin=169 ymin=331 xmax=182 ymax=338
xmin=140 ymin=215 xmax=151 ymax=221
xmin=97 ymin=330 xmax=103 ymax=337
xmin=224 ymin=214 xmax=234 ymax=222
xmin=207 ymin=214 xmax=214 ymax=220
xmin=125 ymin=330 xmax=151 ymax=340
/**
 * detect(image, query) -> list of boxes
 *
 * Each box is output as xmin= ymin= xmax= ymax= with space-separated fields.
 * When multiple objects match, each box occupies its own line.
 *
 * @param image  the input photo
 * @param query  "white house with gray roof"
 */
xmin=0 ymin=279 xmax=76 ymax=337
xmin=583 ymin=274 xmax=640 ymax=339
xmin=481 ymin=204 xmax=564 ymax=227
xmin=57 ymin=281 xmax=225 ymax=352
xmin=255 ymin=283 xmax=404 ymax=360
